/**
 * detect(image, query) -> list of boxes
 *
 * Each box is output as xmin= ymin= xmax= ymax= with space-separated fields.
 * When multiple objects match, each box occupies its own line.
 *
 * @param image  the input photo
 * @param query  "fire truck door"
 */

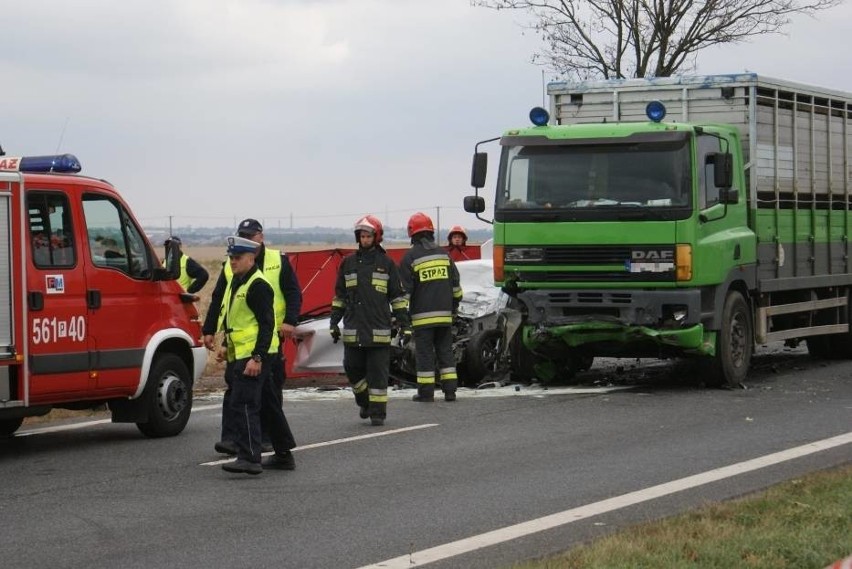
xmin=25 ymin=191 xmax=92 ymax=399
xmin=81 ymin=195 xmax=159 ymax=393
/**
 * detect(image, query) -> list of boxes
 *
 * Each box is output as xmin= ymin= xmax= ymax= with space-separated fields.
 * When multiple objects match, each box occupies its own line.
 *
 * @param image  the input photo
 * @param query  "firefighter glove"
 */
xmin=400 ymin=327 xmax=412 ymax=346
xmin=330 ymin=324 xmax=341 ymax=344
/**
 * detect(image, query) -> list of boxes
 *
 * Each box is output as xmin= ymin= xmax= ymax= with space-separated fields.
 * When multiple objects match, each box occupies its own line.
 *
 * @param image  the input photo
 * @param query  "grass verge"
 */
xmin=512 ymin=465 xmax=852 ymax=569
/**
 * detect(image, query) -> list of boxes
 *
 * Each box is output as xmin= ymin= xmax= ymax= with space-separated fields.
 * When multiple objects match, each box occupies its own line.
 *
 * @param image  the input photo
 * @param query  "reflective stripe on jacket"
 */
xmin=330 ymin=246 xmax=408 ymax=347
xmin=400 ymin=237 xmax=462 ymax=329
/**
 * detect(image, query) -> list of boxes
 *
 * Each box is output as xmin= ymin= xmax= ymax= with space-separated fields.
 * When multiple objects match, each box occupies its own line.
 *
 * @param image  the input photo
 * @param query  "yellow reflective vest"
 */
xmin=222 ymin=269 xmax=280 ymax=361
xmin=223 ymin=247 xmax=285 ymax=326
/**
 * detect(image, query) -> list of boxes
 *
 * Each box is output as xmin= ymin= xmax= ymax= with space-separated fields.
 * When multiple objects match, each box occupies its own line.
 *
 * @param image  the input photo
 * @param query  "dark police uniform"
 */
xmin=220 ymin=260 xmax=275 ymax=472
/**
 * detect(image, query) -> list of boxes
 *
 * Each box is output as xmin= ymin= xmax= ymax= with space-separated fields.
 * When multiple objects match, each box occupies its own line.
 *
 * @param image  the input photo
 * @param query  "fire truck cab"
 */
xmin=0 ymin=153 xmax=206 ymax=438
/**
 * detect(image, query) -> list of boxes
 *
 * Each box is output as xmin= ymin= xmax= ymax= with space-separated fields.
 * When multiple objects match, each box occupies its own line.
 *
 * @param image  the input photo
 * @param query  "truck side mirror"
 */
xmin=471 ymin=152 xmax=488 ymax=189
xmin=464 ymin=195 xmax=485 ymax=214
xmin=712 ymin=152 xmax=733 ymax=189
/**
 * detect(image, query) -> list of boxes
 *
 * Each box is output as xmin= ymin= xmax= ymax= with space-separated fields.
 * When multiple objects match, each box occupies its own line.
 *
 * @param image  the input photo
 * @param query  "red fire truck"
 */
xmin=0 ymin=153 xmax=206 ymax=438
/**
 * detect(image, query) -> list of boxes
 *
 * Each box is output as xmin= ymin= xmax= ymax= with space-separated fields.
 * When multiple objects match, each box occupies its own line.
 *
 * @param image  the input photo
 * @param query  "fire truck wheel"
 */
xmin=0 ymin=417 xmax=24 ymax=437
xmin=136 ymin=354 xmax=193 ymax=438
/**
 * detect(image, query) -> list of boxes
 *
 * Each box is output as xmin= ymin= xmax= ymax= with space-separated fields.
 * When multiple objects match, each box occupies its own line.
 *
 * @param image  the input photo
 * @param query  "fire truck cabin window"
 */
xmin=82 ymin=196 xmax=152 ymax=279
xmin=27 ymin=192 xmax=76 ymax=269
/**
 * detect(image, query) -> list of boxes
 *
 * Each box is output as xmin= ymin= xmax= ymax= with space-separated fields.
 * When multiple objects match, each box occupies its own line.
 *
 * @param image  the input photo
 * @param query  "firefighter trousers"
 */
xmin=413 ymin=326 xmax=457 ymax=397
xmin=343 ymin=346 xmax=390 ymax=419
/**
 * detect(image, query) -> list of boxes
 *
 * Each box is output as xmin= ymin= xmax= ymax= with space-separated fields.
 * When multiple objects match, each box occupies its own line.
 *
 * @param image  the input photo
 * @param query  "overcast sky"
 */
xmin=3 ymin=0 xmax=851 ymax=236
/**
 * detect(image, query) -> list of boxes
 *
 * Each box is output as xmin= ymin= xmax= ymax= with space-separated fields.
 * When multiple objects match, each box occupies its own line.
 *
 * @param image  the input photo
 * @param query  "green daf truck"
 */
xmin=464 ymin=73 xmax=852 ymax=387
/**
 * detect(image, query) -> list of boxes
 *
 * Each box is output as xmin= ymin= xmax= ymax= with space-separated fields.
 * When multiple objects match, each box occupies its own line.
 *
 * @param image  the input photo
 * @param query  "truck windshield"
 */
xmin=495 ymin=139 xmax=691 ymax=212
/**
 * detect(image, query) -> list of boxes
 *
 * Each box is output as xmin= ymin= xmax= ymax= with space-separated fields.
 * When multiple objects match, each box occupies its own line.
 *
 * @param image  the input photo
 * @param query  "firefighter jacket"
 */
xmin=400 ymin=236 xmax=463 ymax=328
xmin=221 ymin=266 xmax=278 ymax=361
xmin=329 ymin=245 xmax=408 ymax=347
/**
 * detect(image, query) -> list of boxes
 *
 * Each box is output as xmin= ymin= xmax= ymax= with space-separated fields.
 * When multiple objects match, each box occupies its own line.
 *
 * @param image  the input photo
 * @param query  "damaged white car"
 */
xmin=291 ymin=243 xmax=525 ymax=387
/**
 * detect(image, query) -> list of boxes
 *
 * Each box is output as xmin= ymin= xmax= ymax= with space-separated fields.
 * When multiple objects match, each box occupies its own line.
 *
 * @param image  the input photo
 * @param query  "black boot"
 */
xmin=444 ymin=390 xmax=456 ymax=402
xmin=412 ymin=386 xmax=435 ymax=402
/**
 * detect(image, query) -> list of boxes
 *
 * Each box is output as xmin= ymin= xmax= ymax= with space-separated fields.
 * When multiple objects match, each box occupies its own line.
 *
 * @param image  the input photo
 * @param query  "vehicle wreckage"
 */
xmin=290 ymin=248 xmax=567 ymax=387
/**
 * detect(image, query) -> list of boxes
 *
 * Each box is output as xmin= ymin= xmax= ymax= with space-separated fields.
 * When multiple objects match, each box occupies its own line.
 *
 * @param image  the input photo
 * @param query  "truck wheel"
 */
xmin=575 ymin=354 xmax=594 ymax=372
xmin=824 ymin=289 xmax=852 ymax=357
xmin=706 ymin=291 xmax=753 ymax=388
xmin=806 ymin=335 xmax=834 ymax=359
xmin=0 ymin=417 xmax=24 ymax=437
xmin=464 ymin=329 xmax=502 ymax=384
xmin=136 ymin=354 xmax=193 ymax=438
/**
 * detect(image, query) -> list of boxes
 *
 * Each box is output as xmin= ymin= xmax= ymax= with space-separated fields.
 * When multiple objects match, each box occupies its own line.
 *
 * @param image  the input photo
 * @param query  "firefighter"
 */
xmin=445 ymin=225 xmax=474 ymax=262
xmin=163 ymin=236 xmax=209 ymax=297
xmin=399 ymin=212 xmax=463 ymax=402
xmin=217 ymin=236 xmax=275 ymax=475
xmin=329 ymin=215 xmax=409 ymax=426
xmin=203 ymin=218 xmax=300 ymax=467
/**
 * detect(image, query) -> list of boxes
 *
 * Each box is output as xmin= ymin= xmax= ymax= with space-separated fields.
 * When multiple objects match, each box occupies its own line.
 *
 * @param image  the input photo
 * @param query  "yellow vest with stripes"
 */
xmin=223 ymin=247 xmax=286 ymax=325
xmin=222 ymin=270 xmax=280 ymax=361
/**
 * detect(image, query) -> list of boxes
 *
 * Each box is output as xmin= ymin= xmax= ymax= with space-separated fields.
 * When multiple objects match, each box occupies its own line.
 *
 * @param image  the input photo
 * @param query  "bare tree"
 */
xmin=472 ymin=0 xmax=842 ymax=79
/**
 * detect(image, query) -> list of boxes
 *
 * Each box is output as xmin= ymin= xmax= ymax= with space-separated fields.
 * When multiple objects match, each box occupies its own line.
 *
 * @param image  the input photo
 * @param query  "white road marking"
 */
xmin=18 ymin=419 xmax=113 ymax=436
xmin=199 ymin=423 xmax=440 ymax=466
xmin=359 ymin=431 xmax=852 ymax=569
xmin=16 ymin=403 xmax=223 ymax=437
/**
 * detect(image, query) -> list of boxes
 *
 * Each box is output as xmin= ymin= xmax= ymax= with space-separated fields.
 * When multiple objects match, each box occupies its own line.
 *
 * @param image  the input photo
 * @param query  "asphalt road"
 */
xmin=1 ymin=345 xmax=850 ymax=569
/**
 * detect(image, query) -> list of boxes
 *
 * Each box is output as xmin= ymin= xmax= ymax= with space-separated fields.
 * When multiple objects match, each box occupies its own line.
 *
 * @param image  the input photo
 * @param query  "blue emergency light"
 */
xmin=645 ymin=100 xmax=667 ymax=123
xmin=19 ymin=154 xmax=82 ymax=173
xmin=529 ymin=107 xmax=550 ymax=126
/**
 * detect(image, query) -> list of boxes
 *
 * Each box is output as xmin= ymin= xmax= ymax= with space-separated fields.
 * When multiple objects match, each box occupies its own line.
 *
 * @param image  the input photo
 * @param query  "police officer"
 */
xmin=329 ymin=215 xmax=408 ymax=426
xmin=445 ymin=225 xmax=476 ymax=262
xmin=216 ymin=236 xmax=275 ymax=475
xmin=203 ymin=219 xmax=299 ymax=467
xmin=163 ymin=236 xmax=209 ymax=297
xmin=399 ymin=212 xmax=463 ymax=402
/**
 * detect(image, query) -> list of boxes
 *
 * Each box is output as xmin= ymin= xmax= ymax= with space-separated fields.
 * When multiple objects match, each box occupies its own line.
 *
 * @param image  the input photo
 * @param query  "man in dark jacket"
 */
xmin=329 ymin=215 xmax=408 ymax=425
xmin=399 ymin=212 xmax=463 ymax=402
xmin=216 ymin=236 xmax=275 ymax=475
xmin=203 ymin=219 xmax=300 ymax=467
xmin=163 ymin=236 xmax=209 ymax=297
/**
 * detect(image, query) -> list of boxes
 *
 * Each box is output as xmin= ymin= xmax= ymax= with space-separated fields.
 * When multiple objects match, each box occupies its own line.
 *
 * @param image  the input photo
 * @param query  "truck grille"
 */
xmin=513 ymin=245 xmax=677 ymax=283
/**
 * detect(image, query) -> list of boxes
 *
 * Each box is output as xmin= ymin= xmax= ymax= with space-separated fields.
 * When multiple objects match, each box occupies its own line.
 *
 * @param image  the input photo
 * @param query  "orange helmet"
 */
xmin=447 ymin=225 xmax=467 ymax=244
xmin=354 ymin=215 xmax=383 ymax=244
xmin=407 ymin=212 xmax=434 ymax=237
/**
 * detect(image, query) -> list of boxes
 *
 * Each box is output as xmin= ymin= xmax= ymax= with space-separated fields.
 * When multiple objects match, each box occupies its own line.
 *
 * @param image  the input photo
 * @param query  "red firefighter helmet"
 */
xmin=407 ymin=212 xmax=434 ymax=237
xmin=447 ymin=225 xmax=468 ymax=245
xmin=354 ymin=215 xmax=383 ymax=244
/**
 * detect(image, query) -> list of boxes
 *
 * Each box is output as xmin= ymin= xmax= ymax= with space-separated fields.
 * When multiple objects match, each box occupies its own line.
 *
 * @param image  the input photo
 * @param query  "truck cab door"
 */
xmin=25 ymin=190 xmax=92 ymax=400
xmin=81 ymin=193 xmax=160 ymax=395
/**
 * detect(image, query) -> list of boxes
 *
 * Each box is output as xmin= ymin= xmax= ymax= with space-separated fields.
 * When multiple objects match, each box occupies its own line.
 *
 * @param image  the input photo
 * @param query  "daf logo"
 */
xmin=632 ymin=250 xmax=674 ymax=261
